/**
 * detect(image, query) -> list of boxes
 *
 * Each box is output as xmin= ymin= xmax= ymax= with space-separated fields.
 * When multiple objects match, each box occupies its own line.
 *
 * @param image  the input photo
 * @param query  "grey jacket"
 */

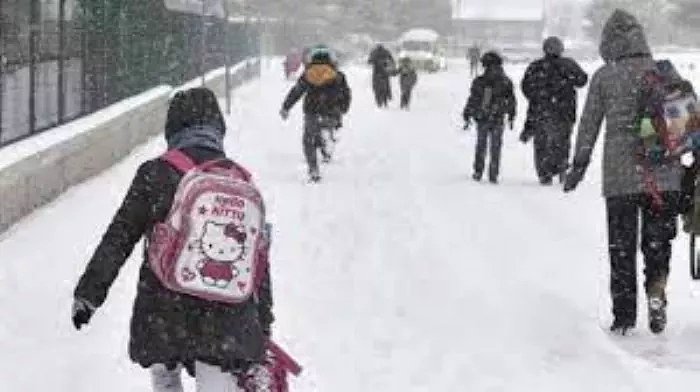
xmin=571 ymin=10 xmax=682 ymax=197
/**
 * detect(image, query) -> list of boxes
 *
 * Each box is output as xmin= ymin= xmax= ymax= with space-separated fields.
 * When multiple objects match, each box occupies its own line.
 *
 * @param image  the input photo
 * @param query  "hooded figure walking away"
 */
xmin=397 ymin=57 xmax=418 ymax=110
xmin=281 ymin=46 xmax=352 ymax=182
xmin=72 ymin=88 xmax=275 ymax=391
xmin=463 ymin=51 xmax=516 ymax=184
xmin=564 ymin=10 xmax=683 ymax=335
xmin=521 ymin=37 xmax=588 ymax=185
xmin=368 ymin=44 xmax=396 ymax=108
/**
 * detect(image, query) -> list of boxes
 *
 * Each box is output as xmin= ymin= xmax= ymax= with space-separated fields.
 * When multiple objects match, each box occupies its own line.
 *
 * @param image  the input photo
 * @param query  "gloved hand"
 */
xmin=279 ymin=109 xmax=289 ymax=121
xmin=519 ymin=131 xmax=531 ymax=144
xmin=72 ymin=297 xmax=96 ymax=330
xmin=563 ymin=163 xmax=587 ymax=193
xmin=463 ymin=118 xmax=472 ymax=131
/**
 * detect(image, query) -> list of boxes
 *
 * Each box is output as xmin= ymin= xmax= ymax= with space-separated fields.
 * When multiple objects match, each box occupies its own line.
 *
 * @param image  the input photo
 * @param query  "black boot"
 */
xmin=472 ymin=172 xmax=482 ymax=182
xmin=308 ymin=167 xmax=321 ymax=183
xmin=610 ymin=318 xmax=636 ymax=336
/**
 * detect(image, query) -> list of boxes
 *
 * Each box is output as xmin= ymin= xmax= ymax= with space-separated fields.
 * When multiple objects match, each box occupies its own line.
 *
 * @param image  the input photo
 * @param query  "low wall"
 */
xmin=0 ymin=59 xmax=260 ymax=233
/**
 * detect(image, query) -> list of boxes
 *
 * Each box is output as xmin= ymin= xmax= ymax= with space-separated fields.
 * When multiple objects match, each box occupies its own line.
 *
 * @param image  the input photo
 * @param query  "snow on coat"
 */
xmin=74 ymin=147 xmax=274 ymax=373
xmin=571 ymin=9 xmax=682 ymax=197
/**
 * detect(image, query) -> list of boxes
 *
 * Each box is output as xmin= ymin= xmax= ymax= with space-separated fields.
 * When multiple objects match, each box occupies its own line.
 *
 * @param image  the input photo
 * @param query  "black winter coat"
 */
xmin=282 ymin=63 xmax=352 ymax=117
xmin=463 ymin=66 xmax=516 ymax=124
xmin=74 ymin=147 xmax=274 ymax=373
xmin=368 ymin=46 xmax=395 ymax=76
xmin=522 ymin=55 xmax=588 ymax=127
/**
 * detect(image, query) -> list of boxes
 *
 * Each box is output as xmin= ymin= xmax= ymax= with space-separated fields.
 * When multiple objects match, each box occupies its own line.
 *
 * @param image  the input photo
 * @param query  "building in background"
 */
xmin=451 ymin=0 xmax=544 ymax=46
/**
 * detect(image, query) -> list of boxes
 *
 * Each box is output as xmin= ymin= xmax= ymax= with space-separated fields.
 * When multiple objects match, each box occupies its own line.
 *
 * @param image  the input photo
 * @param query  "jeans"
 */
xmin=473 ymin=121 xmax=504 ymax=180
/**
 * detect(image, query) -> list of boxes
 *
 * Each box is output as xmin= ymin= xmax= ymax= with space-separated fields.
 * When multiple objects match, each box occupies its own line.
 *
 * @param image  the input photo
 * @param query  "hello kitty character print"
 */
xmin=197 ymin=221 xmax=249 ymax=289
xmin=148 ymin=150 xmax=268 ymax=304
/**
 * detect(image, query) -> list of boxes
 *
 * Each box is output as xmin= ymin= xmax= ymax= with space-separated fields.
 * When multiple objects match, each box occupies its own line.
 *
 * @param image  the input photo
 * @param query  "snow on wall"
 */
xmin=0 ymin=59 xmax=260 ymax=233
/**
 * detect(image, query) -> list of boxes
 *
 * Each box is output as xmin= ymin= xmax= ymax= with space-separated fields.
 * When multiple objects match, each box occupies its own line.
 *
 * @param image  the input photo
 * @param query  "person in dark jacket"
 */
xmin=463 ymin=51 xmax=516 ymax=184
xmin=72 ymin=88 xmax=274 ymax=391
xmin=280 ymin=46 xmax=352 ymax=182
xmin=564 ymin=10 xmax=683 ymax=335
xmin=521 ymin=36 xmax=588 ymax=185
xmin=368 ymin=44 xmax=396 ymax=108
xmin=397 ymin=57 xmax=418 ymax=110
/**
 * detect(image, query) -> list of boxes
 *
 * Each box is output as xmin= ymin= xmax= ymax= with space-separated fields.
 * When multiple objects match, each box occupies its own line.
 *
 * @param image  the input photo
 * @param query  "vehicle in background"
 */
xmin=397 ymin=28 xmax=446 ymax=72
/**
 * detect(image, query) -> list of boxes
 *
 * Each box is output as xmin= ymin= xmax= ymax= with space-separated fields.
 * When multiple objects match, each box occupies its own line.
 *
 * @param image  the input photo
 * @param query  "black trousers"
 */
xmin=533 ymin=120 xmax=573 ymax=180
xmin=473 ymin=122 xmax=504 ymax=180
xmin=606 ymin=193 xmax=678 ymax=324
xmin=303 ymin=115 xmax=325 ymax=173
xmin=372 ymin=73 xmax=392 ymax=107
xmin=400 ymin=87 xmax=413 ymax=109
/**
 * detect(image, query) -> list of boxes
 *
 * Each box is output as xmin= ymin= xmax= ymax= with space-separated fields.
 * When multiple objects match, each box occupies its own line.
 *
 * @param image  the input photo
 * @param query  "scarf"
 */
xmin=166 ymin=124 xmax=224 ymax=153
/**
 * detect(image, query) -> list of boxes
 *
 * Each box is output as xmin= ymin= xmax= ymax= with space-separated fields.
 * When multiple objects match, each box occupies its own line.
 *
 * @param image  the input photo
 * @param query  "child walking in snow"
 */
xmin=463 ymin=51 xmax=516 ymax=184
xmin=72 ymin=88 xmax=275 ymax=392
xmin=397 ymin=57 xmax=418 ymax=110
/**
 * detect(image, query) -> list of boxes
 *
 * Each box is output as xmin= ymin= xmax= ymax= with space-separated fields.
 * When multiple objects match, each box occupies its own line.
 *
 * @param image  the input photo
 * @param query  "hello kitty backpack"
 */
xmin=147 ymin=149 xmax=269 ymax=303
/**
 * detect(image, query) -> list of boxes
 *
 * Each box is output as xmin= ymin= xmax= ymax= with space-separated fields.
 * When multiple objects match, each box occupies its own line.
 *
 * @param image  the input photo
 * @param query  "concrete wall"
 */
xmin=0 ymin=59 xmax=260 ymax=233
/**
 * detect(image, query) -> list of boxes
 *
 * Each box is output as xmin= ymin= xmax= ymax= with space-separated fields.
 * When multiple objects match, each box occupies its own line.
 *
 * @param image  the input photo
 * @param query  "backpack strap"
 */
xmin=199 ymin=159 xmax=253 ymax=182
xmin=162 ymin=149 xmax=197 ymax=174
xmin=162 ymin=150 xmax=253 ymax=182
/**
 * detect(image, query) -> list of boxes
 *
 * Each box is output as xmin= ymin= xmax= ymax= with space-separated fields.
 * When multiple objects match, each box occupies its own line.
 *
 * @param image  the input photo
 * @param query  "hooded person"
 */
xmin=280 ymin=46 xmax=352 ymax=182
xmin=368 ymin=44 xmax=396 ymax=107
xmin=521 ymin=36 xmax=588 ymax=185
xmin=72 ymin=87 xmax=274 ymax=391
xmin=564 ymin=10 xmax=683 ymax=335
xmin=462 ymin=51 xmax=517 ymax=184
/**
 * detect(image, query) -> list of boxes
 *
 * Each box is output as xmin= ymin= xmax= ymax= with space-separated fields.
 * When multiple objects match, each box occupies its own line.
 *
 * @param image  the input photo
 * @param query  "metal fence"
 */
xmin=0 ymin=0 xmax=259 ymax=147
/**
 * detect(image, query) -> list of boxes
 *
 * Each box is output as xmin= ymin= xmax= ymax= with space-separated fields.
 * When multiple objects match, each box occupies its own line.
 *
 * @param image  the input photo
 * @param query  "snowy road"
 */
xmin=3 ymin=59 xmax=700 ymax=391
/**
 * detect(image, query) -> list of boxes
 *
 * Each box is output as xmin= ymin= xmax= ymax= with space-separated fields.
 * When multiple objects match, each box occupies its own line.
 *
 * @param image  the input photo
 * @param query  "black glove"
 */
xmin=279 ymin=109 xmax=289 ymax=121
xmin=463 ymin=118 xmax=472 ymax=131
xmin=72 ymin=297 xmax=96 ymax=330
xmin=563 ymin=164 xmax=587 ymax=193
xmin=519 ymin=131 xmax=531 ymax=143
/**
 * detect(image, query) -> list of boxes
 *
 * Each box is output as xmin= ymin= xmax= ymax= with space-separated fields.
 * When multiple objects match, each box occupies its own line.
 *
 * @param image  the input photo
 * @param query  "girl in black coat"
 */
xmin=72 ymin=88 xmax=273 ymax=391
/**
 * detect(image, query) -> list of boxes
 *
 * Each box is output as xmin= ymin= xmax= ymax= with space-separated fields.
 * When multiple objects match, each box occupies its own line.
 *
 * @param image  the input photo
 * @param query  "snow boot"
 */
xmin=489 ymin=176 xmax=498 ymax=184
xmin=647 ymin=278 xmax=668 ymax=334
xmin=539 ymin=176 xmax=553 ymax=186
xmin=308 ymin=167 xmax=322 ymax=183
xmin=648 ymin=296 xmax=667 ymax=334
xmin=472 ymin=172 xmax=482 ymax=182
xmin=610 ymin=319 xmax=635 ymax=336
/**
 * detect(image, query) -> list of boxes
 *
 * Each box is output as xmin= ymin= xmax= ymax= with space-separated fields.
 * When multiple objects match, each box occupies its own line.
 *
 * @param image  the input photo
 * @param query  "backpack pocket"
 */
xmin=148 ymin=223 xmax=180 ymax=284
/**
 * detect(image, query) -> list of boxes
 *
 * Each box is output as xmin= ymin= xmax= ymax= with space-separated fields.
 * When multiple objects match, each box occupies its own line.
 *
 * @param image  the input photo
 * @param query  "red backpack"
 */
xmin=147 ymin=150 xmax=268 ymax=304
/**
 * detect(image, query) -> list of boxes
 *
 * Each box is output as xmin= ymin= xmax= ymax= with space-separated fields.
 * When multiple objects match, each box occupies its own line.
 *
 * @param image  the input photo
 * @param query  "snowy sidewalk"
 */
xmin=2 ymin=62 xmax=700 ymax=391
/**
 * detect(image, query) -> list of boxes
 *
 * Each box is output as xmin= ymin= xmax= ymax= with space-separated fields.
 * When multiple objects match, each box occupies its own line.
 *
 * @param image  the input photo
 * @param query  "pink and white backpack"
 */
xmin=148 ymin=149 xmax=268 ymax=304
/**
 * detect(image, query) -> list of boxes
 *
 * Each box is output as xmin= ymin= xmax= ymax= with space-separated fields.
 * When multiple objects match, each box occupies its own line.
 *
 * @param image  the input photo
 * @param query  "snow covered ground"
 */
xmin=4 ymin=57 xmax=700 ymax=391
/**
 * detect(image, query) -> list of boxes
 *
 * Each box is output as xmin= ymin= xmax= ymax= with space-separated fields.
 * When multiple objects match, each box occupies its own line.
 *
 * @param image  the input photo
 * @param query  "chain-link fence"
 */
xmin=0 ymin=0 xmax=259 ymax=147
